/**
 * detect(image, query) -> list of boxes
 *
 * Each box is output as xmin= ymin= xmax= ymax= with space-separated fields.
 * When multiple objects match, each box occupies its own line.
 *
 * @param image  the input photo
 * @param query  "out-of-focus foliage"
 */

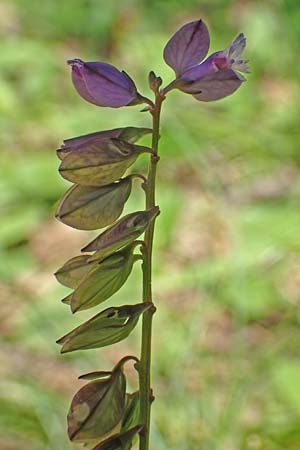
xmin=1 ymin=1 xmax=300 ymax=449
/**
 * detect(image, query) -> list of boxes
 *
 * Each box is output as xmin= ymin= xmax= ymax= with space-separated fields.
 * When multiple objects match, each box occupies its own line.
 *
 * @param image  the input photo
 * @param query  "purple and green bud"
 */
xmin=68 ymin=59 xmax=145 ymax=108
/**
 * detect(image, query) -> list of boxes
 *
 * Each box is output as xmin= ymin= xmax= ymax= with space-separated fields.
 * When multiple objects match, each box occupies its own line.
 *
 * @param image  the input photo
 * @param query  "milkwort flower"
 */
xmin=163 ymin=19 xmax=249 ymax=101
xmin=67 ymin=59 xmax=148 ymax=108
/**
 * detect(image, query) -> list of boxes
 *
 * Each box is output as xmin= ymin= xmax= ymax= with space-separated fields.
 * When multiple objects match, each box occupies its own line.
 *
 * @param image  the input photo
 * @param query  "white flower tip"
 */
xmin=233 ymin=59 xmax=250 ymax=74
xmin=229 ymin=33 xmax=246 ymax=58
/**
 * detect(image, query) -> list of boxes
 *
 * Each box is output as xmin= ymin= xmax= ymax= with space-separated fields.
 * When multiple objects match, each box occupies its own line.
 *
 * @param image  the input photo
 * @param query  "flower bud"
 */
xmin=68 ymin=59 xmax=143 ymax=108
xmin=148 ymin=71 xmax=162 ymax=93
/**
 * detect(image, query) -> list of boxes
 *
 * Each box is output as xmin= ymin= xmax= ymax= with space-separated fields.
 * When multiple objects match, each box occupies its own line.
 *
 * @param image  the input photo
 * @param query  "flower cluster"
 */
xmin=68 ymin=19 xmax=249 ymax=106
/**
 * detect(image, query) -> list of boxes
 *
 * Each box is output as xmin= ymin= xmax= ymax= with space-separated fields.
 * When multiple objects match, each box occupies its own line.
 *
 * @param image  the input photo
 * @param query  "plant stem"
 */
xmin=139 ymin=92 xmax=164 ymax=450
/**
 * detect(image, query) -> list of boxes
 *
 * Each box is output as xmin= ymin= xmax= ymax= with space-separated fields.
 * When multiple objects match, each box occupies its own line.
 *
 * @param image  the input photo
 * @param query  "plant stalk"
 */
xmin=139 ymin=92 xmax=164 ymax=450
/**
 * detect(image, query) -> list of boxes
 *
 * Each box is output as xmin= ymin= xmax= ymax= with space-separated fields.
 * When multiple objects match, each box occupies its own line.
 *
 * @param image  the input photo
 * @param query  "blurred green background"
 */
xmin=1 ymin=0 xmax=300 ymax=449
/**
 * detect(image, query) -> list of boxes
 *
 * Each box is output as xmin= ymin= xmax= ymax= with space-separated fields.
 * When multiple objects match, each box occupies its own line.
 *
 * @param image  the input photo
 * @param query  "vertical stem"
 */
xmin=139 ymin=93 xmax=164 ymax=450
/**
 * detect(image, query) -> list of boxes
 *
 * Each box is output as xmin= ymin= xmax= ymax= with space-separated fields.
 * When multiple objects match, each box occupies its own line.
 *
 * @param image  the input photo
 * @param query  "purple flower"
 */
xmin=163 ymin=20 xmax=249 ymax=101
xmin=68 ymin=59 xmax=144 ymax=108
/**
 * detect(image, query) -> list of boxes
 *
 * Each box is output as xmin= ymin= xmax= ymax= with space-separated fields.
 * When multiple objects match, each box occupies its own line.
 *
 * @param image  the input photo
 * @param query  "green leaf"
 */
xmin=70 ymin=244 xmax=139 ymax=313
xmin=55 ymin=255 xmax=96 ymax=289
xmin=91 ymin=425 xmax=143 ymax=450
xmin=59 ymin=138 xmax=151 ymax=186
xmin=57 ymin=127 xmax=152 ymax=160
xmin=82 ymin=207 xmax=159 ymax=262
xmin=55 ymin=177 xmax=132 ymax=230
xmin=67 ymin=364 xmax=126 ymax=442
xmin=57 ymin=302 xmax=151 ymax=353
xmin=121 ymin=392 xmax=140 ymax=432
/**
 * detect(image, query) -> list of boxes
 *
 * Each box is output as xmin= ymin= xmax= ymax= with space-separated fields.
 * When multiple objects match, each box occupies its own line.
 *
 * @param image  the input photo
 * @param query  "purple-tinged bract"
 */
xmin=68 ymin=59 xmax=142 ymax=108
xmin=163 ymin=19 xmax=210 ymax=77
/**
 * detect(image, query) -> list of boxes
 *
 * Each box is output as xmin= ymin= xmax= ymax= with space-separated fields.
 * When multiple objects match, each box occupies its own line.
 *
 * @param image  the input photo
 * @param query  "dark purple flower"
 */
xmin=163 ymin=20 xmax=249 ymax=101
xmin=68 ymin=59 xmax=144 ymax=108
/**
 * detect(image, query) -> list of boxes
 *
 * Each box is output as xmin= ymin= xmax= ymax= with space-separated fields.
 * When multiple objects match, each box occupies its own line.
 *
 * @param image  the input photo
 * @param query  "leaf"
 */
xmin=70 ymin=244 xmax=139 ymax=313
xmin=67 ymin=365 xmax=126 ymax=442
xmin=163 ymin=19 xmax=210 ymax=77
xmin=82 ymin=207 xmax=159 ymax=262
xmin=55 ymin=255 xmax=96 ymax=289
xmin=121 ymin=392 xmax=140 ymax=432
xmin=55 ymin=177 xmax=132 ymax=230
xmin=59 ymin=138 xmax=151 ymax=186
xmin=91 ymin=425 xmax=143 ymax=450
xmin=57 ymin=302 xmax=151 ymax=353
xmin=57 ymin=127 xmax=152 ymax=160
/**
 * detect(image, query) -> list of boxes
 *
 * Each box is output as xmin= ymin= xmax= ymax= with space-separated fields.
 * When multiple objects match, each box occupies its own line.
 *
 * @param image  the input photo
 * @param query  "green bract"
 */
xmin=57 ymin=126 xmax=152 ymax=160
xmin=55 ymin=177 xmax=132 ymax=230
xmin=70 ymin=245 xmax=139 ymax=313
xmin=55 ymin=255 xmax=96 ymax=289
xmin=82 ymin=208 xmax=159 ymax=262
xmin=57 ymin=303 xmax=151 ymax=353
xmin=59 ymin=138 xmax=152 ymax=187
xmin=67 ymin=365 xmax=126 ymax=442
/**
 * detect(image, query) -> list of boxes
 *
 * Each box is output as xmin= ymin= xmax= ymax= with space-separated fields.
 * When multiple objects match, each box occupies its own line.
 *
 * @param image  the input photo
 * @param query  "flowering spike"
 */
xmin=56 ymin=18 xmax=250 ymax=450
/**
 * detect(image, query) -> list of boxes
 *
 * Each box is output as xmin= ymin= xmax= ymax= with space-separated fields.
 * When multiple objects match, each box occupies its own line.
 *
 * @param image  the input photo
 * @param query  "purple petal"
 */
xmin=180 ymin=69 xmax=244 ymax=102
xmin=69 ymin=61 xmax=98 ymax=105
xmin=180 ymin=54 xmax=218 ymax=81
xmin=163 ymin=19 xmax=210 ymax=77
xmin=68 ymin=59 xmax=139 ymax=108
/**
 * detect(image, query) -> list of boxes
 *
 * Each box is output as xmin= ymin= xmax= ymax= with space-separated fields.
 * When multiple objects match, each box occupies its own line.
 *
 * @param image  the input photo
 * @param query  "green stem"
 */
xmin=139 ymin=92 xmax=164 ymax=450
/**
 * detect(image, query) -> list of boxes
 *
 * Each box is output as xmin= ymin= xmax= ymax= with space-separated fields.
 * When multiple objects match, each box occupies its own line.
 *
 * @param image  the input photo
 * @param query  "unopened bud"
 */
xmin=148 ymin=71 xmax=163 ymax=93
